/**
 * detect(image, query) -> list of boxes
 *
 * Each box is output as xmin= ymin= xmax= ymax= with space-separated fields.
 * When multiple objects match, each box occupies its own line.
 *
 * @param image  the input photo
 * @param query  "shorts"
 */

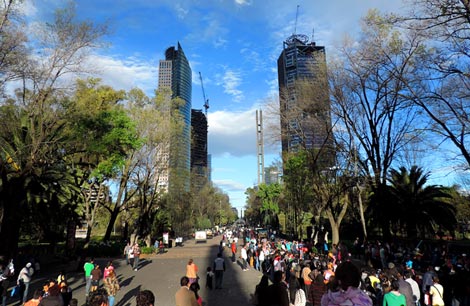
xmin=91 ymin=280 xmax=99 ymax=286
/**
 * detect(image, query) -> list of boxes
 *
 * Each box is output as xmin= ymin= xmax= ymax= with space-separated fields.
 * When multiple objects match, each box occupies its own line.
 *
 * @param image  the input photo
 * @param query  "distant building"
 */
xmin=277 ymin=33 xmax=333 ymax=160
xmin=158 ymin=42 xmax=192 ymax=192
xmin=264 ymin=166 xmax=282 ymax=185
xmin=191 ymin=109 xmax=208 ymax=191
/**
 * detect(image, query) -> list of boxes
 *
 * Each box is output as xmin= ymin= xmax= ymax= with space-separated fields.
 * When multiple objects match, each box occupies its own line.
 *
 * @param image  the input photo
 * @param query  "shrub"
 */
xmin=140 ymin=246 xmax=155 ymax=254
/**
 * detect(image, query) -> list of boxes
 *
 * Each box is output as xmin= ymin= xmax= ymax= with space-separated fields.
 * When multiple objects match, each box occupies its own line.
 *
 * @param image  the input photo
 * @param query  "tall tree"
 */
xmin=390 ymin=0 xmax=470 ymax=171
xmin=329 ymin=10 xmax=424 ymax=238
xmin=0 ymin=4 xmax=108 ymax=256
xmin=282 ymin=151 xmax=313 ymax=238
xmin=256 ymin=183 xmax=281 ymax=230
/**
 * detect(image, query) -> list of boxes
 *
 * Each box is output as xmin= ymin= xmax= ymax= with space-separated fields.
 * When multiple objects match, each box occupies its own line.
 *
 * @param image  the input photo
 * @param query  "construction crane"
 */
xmin=198 ymin=71 xmax=209 ymax=116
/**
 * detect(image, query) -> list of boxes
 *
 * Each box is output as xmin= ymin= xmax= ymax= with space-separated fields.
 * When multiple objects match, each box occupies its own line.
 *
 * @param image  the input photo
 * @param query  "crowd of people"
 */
xmin=219 ymin=227 xmax=470 ymax=306
xmin=0 ymin=231 xmax=468 ymax=306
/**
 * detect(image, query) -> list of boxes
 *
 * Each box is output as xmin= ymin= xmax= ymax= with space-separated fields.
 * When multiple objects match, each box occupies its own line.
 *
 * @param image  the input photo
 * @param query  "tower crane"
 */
xmin=198 ymin=71 xmax=209 ymax=116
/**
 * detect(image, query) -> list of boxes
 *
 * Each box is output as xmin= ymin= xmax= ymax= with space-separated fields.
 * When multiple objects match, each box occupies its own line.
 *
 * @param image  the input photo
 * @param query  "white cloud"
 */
xmin=234 ymin=0 xmax=252 ymax=6
xmin=213 ymin=37 xmax=228 ymax=49
xmin=216 ymin=69 xmax=244 ymax=103
xmin=213 ymin=179 xmax=246 ymax=192
xmin=175 ymin=3 xmax=189 ymax=19
xmin=208 ymin=108 xmax=280 ymax=157
xmin=84 ymin=54 xmax=158 ymax=94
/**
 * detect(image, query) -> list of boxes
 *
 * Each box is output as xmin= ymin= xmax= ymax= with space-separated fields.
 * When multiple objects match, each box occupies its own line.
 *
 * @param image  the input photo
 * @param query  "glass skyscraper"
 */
xmin=158 ymin=42 xmax=192 ymax=191
xmin=277 ymin=33 xmax=333 ymax=157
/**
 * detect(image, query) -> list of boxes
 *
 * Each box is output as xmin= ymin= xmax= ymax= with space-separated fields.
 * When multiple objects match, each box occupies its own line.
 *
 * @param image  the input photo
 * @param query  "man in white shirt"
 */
xmin=404 ymin=270 xmax=420 ymax=305
xmin=240 ymin=245 xmax=248 ymax=271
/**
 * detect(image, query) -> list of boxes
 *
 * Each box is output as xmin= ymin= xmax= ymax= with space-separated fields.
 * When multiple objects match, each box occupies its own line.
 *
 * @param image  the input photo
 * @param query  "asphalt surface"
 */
xmin=6 ymin=237 xmax=263 ymax=306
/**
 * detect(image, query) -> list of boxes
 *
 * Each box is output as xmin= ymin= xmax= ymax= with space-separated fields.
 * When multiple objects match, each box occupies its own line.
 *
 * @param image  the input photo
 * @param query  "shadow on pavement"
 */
xmin=116 ymin=284 xmax=141 ymax=306
xmin=202 ymin=241 xmax=256 ymax=306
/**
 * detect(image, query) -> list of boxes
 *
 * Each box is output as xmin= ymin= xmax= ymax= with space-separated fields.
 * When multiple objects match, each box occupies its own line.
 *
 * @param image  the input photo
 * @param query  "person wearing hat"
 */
xmin=18 ymin=262 xmax=34 ymax=304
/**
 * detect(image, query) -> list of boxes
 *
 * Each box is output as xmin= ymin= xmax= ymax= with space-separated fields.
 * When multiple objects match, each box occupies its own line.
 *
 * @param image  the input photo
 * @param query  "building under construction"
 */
xmin=191 ymin=109 xmax=208 ymax=191
xmin=277 ymin=32 xmax=334 ymax=166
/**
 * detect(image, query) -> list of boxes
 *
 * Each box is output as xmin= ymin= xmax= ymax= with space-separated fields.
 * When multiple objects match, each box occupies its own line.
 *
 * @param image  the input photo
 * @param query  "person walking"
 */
xmin=24 ymin=289 xmax=42 ymax=306
xmin=103 ymin=261 xmax=114 ymax=280
xmin=90 ymin=264 xmax=102 ymax=293
xmin=83 ymin=258 xmax=94 ymax=299
xmin=18 ymin=262 xmax=34 ymax=304
xmin=213 ymin=253 xmax=226 ymax=289
xmin=58 ymin=281 xmax=72 ymax=306
xmin=429 ymin=276 xmax=444 ymax=306
xmin=175 ymin=276 xmax=198 ymax=306
xmin=103 ymin=270 xmax=119 ymax=306
xmin=308 ymin=266 xmax=326 ymax=306
xmin=240 ymin=245 xmax=248 ymax=271
xmin=189 ymin=283 xmax=202 ymax=306
xmin=185 ymin=259 xmax=198 ymax=285
xmin=231 ymin=241 xmax=237 ymax=263
xmin=123 ymin=242 xmax=131 ymax=265
xmin=383 ymin=280 xmax=407 ymax=306
xmin=133 ymin=243 xmax=141 ymax=271
xmin=266 ymin=271 xmax=289 ymax=306
xmin=404 ymin=270 xmax=420 ymax=306
xmin=38 ymin=284 xmax=63 ymax=306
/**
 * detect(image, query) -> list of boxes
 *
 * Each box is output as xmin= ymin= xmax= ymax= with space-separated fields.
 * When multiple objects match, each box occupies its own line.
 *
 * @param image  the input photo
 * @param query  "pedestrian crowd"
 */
xmin=1 ymin=231 xmax=469 ymax=306
xmin=219 ymin=227 xmax=470 ymax=306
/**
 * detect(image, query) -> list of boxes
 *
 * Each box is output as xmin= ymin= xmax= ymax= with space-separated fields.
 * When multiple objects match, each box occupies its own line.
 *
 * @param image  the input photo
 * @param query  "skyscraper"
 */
xmin=277 ymin=33 xmax=332 ymax=157
xmin=191 ymin=109 xmax=208 ymax=191
xmin=158 ymin=42 xmax=192 ymax=191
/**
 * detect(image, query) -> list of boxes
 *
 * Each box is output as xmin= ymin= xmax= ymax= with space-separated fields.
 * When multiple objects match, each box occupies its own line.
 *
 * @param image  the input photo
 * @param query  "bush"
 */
xmin=140 ymin=246 xmax=155 ymax=254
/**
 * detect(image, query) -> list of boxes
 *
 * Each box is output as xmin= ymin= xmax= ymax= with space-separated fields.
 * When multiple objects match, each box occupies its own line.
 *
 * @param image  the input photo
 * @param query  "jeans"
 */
xmin=232 ymin=252 xmax=236 ymax=263
xmin=108 ymin=295 xmax=115 ymax=306
xmin=2 ymin=295 xmax=7 ymax=306
xmin=22 ymin=282 xmax=30 ymax=303
xmin=215 ymin=270 xmax=224 ymax=289
xmin=133 ymin=256 xmax=140 ymax=270
xmin=85 ymin=276 xmax=92 ymax=296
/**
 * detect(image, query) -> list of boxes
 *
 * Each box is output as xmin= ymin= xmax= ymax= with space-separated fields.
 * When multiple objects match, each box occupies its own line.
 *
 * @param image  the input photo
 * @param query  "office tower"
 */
xmin=277 ymin=33 xmax=333 ymax=158
xmin=158 ymin=42 xmax=192 ymax=191
xmin=191 ymin=109 xmax=208 ymax=191
xmin=264 ymin=166 xmax=282 ymax=185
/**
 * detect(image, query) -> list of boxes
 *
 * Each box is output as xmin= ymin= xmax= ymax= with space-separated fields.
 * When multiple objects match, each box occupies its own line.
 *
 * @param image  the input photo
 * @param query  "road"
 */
xmin=9 ymin=237 xmax=263 ymax=306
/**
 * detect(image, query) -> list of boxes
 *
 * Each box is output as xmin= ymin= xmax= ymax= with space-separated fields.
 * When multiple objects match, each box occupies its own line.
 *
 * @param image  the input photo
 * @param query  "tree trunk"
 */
xmin=357 ymin=185 xmax=367 ymax=240
xmin=0 ymin=178 xmax=26 ymax=258
xmin=103 ymin=160 xmax=131 ymax=241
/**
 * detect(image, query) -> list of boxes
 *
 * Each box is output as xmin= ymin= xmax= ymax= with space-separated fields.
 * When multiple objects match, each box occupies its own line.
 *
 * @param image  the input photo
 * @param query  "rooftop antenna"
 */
xmin=311 ymin=27 xmax=315 ymax=43
xmin=294 ymin=4 xmax=300 ymax=35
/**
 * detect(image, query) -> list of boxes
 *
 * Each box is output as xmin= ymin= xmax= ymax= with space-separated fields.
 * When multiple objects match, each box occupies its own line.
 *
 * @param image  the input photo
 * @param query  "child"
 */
xmin=189 ymin=282 xmax=202 ymax=306
xmin=206 ymin=267 xmax=214 ymax=290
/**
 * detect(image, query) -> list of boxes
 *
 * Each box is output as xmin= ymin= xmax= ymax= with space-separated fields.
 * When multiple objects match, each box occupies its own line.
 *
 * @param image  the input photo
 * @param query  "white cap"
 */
xmin=26 ymin=263 xmax=32 ymax=268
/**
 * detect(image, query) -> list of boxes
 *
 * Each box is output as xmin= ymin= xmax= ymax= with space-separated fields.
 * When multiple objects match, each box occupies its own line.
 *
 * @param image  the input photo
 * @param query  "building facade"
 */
xmin=191 ymin=109 xmax=208 ymax=191
xmin=277 ymin=33 xmax=333 ymax=159
xmin=158 ymin=42 xmax=192 ymax=191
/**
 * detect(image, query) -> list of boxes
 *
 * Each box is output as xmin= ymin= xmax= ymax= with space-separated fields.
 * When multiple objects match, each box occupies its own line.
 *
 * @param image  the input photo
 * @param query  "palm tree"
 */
xmin=367 ymin=166 xmax=456 ymax=239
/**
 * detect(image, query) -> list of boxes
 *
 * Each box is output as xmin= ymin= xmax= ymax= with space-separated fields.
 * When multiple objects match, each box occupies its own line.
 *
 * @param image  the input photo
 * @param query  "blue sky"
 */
xmin=23 ymin=0 xmax=410 ymax=214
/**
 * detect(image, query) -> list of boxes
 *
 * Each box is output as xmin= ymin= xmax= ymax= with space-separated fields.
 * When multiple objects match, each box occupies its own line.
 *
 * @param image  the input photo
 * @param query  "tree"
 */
xmin=282 ymin=151 xmax=313 ymax=238
xmin=256 ymin=183 xmax=281 ymax=230
xmin=388 ymin=0 xmax=470 ymax=171
xmin=244 ymin=186 xmax=263 ymax=226
xmin=0 ymin=0 xmax=28 ymax=95
xmin=329 ymin=10 xmax=425 ymax=239
xmin=367 ymin=165 xmax=456 ymax=238
xmin=67 ymin=79 xmax=140 ymax=245
xmin=0 ymin=4 xmax=109 ymax=256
